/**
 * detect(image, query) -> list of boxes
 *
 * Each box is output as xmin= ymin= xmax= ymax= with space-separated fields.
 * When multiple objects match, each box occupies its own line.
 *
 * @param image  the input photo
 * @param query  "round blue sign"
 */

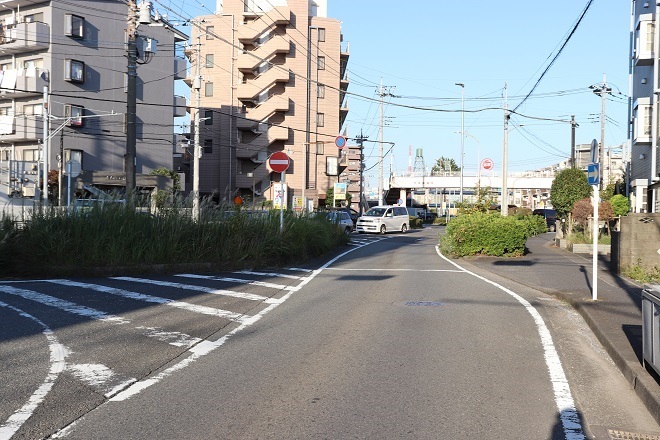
xmin=335 ymin=136 xmax=347 ymax=149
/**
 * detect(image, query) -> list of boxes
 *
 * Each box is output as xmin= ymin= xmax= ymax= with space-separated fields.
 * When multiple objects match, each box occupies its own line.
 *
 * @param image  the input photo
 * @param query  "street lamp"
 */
xmin=455 ymin=83 xmax=464 ymax=203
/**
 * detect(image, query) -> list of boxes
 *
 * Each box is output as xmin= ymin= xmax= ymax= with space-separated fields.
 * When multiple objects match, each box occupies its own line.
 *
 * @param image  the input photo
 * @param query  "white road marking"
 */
xmin=67 ymin=364 xmax=137 ymax=398
xmin=135 ymin=327 xmax=201 ymax=348
xmin=175 ymin=274 xmax=295 ymax=291
xmin=285 ymin=268 xmax=313 ymax=273
xmin=45 ymin=279 xmax=248 ymax=323
xmin=0 ymin=285 xmax=128 ymax=324
xmin=233 ymin=270 xmax=306 ymax=280
xmin=106 ymin=239 xmax=376 ymax=402
xmin=110 ymin=276 xmax=268 ymax=302
xmin=0 ymin=301 xmax=67 ymax=440
xmin=435 ymin=246 xmax=585 ymax=440
xmin=323 ymin=268 xmax=464 ymax=272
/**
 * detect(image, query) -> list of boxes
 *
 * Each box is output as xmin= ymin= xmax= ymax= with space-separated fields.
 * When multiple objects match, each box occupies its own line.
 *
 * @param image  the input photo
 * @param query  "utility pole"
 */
xmin=378 ymin=79 xmax=384 ymax=206
xmin=377 ymin=80 xmax=395 ymax=206
xmin=58 ymin=130 xmax=64 ymax=205
xmin=356 ymin=131 xmax=368 ymax=216
xmin=42 ymin=86 xmax=49 ymax=206
xmin=570 ymin=115 xmax=577 ymax=168
xmin=455 ymin=83 xmax=465 ymax=203
xmin=192 ymin=29 xmax=202 ymax=221
xmin=126 ymin=0 xmax=138 ymax=199
xmin=502 ymin=83 xmax=509 ymax=217
xmin=590 ymin=74 xmax=612 ymax=190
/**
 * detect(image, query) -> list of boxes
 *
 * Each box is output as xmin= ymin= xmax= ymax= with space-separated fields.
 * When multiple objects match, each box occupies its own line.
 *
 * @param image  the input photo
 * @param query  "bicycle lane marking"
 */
xmin=435 ymin=246 xmax=585 ymax=440
xmin=0 ymin=301 xmax=67 ymax=440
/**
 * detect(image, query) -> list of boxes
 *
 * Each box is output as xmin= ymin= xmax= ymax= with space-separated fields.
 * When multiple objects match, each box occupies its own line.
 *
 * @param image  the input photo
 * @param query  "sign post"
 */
xmin=64 ymin=159 xmax=81 ymax=208
xmin=588 ymin=139 xmax=600 ymax=301
xmin=267 ymin=152 xmax=290 ymax=232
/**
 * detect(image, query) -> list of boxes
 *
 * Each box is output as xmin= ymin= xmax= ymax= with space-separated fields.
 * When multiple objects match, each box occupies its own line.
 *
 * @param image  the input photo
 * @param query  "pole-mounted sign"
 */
xmin=267 ymin=151 xmax=290 ymax=173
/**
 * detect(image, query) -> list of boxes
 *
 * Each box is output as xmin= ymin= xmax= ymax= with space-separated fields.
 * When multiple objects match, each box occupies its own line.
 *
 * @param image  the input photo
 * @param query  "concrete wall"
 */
xmin=612 ymin=213 xmax=660 ymax=272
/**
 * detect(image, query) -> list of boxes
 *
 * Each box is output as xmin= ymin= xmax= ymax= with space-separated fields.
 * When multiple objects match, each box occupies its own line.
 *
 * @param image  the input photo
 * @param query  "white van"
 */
xmin=356 ymin=205 xmax=409 ymax=234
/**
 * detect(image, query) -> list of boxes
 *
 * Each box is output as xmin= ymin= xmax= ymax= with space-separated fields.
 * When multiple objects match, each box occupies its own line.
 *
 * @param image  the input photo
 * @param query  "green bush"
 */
xmin=409 ymin=216 xmax=423 ymax=229
xmin=440 ymin=212 xmax=529 ymax=257
xmin=0 ymin=201 xmax=348 ymax=278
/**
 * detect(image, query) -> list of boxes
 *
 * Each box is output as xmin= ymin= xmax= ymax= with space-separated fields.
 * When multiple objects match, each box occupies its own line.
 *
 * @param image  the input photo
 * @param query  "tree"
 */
xmin=550 ymin=168 xmax=592 ymax=220
xmin=431 ymin=156 xmax=459 ymax=174
xmin=610 ymin=194 xmax=630 ymax=216
xmin=571 ymin=198 xmax=592 ymax=230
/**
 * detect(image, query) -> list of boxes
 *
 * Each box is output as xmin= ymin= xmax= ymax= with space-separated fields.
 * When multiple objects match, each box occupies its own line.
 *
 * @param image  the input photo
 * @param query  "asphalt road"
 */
xmin=1 ymin=227 xmax=658 ymax=439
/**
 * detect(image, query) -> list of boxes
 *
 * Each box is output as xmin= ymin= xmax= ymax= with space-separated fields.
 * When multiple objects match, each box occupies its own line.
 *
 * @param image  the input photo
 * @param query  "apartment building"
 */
xmin=0 ymin=0 xmax=187 ymax=205
xmin=630 ymin=1 xmax=660 ymax=213
xmin=183 ymin=0 xmax=349 ymax=210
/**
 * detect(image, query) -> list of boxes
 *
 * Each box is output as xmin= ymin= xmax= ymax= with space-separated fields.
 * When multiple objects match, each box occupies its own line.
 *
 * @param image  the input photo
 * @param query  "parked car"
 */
xmin=356 ymin=205 xmax=409 ymax=234
xmin=532 ymin=208 xmax=557 ymax=232
xmin=326 ymin=211 xmax=354 ymax=235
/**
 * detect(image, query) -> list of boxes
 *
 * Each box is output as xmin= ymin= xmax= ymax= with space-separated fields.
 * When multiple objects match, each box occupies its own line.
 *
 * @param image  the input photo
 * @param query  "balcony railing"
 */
xmin=0 ymin=68 xmax=48 ymax=99
xmin=0 ymin=21 xmax=50 ymax=55
xmin=0 ymin=116 xmax=43 ymax=141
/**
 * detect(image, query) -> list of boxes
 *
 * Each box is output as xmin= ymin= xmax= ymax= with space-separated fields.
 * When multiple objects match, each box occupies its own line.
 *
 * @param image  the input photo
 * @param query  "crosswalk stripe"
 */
xmin=0 ymin=285 xmax=128 ymax=324
xmin=175 ymin=274 xmax=294 ymax=291
xmin=233 ymin=270 xmax=306 ymax=280
xmin=111 ymin=276 xmax=268 ymax=302
xmin=45 ymin=279 xmax=248 ymax=323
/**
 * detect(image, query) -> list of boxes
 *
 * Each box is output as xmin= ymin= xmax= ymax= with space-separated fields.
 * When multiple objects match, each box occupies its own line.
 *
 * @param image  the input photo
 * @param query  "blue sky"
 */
xmin=162 ymin=0 xmax=630 ymax=182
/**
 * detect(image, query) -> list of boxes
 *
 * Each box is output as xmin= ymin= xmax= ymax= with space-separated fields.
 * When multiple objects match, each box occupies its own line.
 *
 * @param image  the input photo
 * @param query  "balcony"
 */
xmin=236 ymin=95 xmax=290 ymax=129
xmin=235 ymin=125 xmax=288 ymax=159
xmin=0 ymin=21 xmax=50 ymax=55
xmin=237 ymin=35 xmax=290 ymax=71
xmin=173 ymin=95 xmax=187 ymax=117
xmin=236 ymin=68 xmax=290 ymax=100
xmin=237 ymin=7 xmax=290 ymax=42
xmin=0 ymin=68 xmax=48 ymax=99
xmin=235 ymin=163 xmax=268 ymax=190
xmin=174 ymin=56 xmax=187 ymax=80
xmin=0 ymin=116 xmax=42 ymax=141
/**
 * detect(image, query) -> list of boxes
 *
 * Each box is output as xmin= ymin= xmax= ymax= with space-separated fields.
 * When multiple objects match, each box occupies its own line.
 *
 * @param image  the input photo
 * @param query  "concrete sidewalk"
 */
xmin=461 ymin=233 xmax=660 ymax=425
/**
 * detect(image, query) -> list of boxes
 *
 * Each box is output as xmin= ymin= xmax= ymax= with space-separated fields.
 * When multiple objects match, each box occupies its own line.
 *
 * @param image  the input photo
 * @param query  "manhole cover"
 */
xmin=404 ymin=301 xmax=444 ymax=307
xmin=608 ymin=429 xmax=660 ymax=440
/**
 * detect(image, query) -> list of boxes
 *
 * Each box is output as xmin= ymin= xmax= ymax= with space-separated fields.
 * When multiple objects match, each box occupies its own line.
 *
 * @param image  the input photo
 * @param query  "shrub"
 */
xmin=571 ymin=198 xmax=592 ymax=230
xmin=440 ymin=212 xmax=529 ymax=257
xmin=409 ymin=216 xmax=423 ymax=229
xmin=610 ymin=195 xmax=630 ymax=216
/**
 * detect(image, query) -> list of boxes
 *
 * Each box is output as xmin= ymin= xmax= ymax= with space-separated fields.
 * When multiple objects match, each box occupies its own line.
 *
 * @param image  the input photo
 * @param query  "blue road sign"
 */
xmin=587 ymin=163 xmax=600 ymax=186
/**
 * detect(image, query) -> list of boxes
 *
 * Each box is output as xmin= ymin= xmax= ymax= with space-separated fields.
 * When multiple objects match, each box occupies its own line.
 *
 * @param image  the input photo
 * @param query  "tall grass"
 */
xmin=0 ymin=196 xmax=348 ymax=278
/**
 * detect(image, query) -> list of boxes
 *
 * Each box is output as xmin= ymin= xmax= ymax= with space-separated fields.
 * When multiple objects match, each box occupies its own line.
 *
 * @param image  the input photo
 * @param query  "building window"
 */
xmin=23 ymin=104 xmax=43 ymax=116
xmin=0 ymin=106 xmax=13 ymax=116
xmin=23 ymin=149 xmax=39 ymax=162
xmin=23 ymin=59 xmax=43 ymax=70
xmin=634 ymin=99 xmax=652 ymax=142
xmin=65 ymin=14 xmax=85 ymax=38
xmin=24 ymin=12 xmax=44 ymax=23
xmin=205 ymin=54 xmax=214 ymax=68
xmin=0 ymin=63 xmax=11 ymax=71
xmin=318 ymin=28 xmax=326 ymax=42
xmin=64 ymin=104 xmax=84 ymax=127
xmin=317 ymin=56 xmax=325 ymax=70
xmin=65 ymin=59 xmax=85 ymax=83
xmin=206 ymin=26 xmax=214 ymax=40
xmin=204 ymin=110 xmax=213 ymax=125
xmin=205 ymin=82 xmax=213 ymax=97
xmin=316 ymin=141 xmax=324 ymax=155
xmin=317 ymin=84 xmax=325 ymax=99
xmin=316 ymin=112 xmax=324 ymax=127
xmin=64 ymin=149 xmax=83 ymax=169
xmin=204 ymin=139 xmax=212 ymax=154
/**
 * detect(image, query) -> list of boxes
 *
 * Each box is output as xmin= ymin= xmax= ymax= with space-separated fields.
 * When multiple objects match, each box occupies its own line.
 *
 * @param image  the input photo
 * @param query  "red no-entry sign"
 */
xmin=267 ymin=151 xmax=290 ymax=173
xmin=481 ymin=158 xmax=494 ymax=171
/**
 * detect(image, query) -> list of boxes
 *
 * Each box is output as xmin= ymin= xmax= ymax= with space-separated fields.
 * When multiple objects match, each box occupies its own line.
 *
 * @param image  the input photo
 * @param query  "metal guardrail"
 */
xmin=642 ymin=284 xmax=660 ymax=376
